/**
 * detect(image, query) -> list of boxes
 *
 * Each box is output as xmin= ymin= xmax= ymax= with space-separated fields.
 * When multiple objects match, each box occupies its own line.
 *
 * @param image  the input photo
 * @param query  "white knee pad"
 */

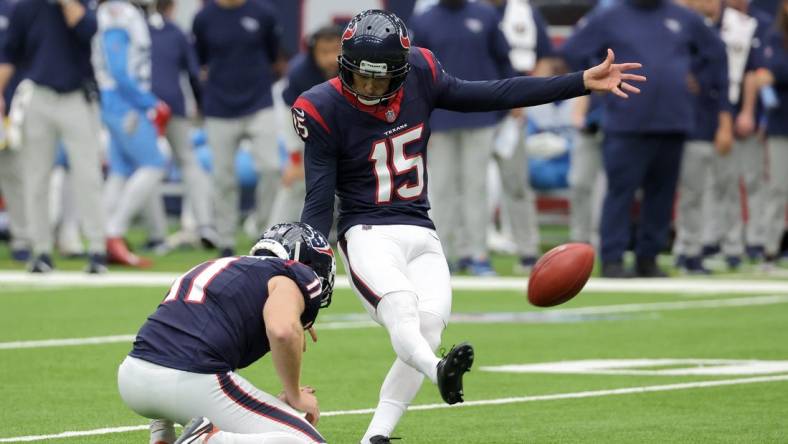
xmin=377 ymin=291 xmax=440 ymax=379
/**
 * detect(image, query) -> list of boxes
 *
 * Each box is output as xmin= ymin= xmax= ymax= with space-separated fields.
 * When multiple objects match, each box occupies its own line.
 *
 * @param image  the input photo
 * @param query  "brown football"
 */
xmin=527 ymin=243 xmax=595 ymax=307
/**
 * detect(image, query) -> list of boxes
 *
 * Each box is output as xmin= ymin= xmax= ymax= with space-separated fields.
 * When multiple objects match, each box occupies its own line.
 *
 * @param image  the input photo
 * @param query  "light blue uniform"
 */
xmin=93 ymin=0 xmax=164 ymax=177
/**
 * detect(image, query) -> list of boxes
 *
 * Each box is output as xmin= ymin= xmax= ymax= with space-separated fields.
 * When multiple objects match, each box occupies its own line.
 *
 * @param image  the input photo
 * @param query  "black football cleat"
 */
xmin=369 ymin=436 xmax=402 ymax=444
xmin=174 ymin=417 xmax=216 ymax=444
xmin=436 ymin=342 xmax=474 ymax=405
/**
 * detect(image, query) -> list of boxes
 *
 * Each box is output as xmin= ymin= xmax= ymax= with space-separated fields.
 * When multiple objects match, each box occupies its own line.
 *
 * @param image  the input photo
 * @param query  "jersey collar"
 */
xmin=330 ymin=77 xmax=404 ymax=124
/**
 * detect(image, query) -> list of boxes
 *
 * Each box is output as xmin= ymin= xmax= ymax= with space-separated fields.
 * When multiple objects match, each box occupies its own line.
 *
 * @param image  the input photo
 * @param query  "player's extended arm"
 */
xmin=437 ymin=49 xmax=644 ymax=112
xmin=264 ymin=276 xmax=320 ymax=425
xmin=102 ymin=29 xmax=158 ymax=111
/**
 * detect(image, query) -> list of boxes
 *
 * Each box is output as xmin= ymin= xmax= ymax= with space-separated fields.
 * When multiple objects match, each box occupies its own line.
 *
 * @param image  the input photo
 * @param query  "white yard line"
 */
xmin=3 ymin=295 xmax=787 ymax=351
xmin=1 ymin=271 xmax=788 ymax=293
xmin=2 ymin=374 xmax=788 ymax=442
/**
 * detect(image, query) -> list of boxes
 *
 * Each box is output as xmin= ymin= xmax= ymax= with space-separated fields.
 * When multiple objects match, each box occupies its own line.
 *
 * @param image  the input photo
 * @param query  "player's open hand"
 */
xmin=583 ymin=49 xmax=646 ymax=99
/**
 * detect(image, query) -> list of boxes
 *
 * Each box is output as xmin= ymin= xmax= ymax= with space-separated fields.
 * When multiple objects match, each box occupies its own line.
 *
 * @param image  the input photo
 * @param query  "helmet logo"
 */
xmin=399 ymin=30 xmax=410 ymax=49
xmin=342 ymin=22 xmax=357 ymax=41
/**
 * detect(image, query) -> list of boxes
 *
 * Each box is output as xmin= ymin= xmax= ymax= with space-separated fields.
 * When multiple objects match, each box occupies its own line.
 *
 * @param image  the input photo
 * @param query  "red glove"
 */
xmin=148 ymin=101 xmax=171 ymax=136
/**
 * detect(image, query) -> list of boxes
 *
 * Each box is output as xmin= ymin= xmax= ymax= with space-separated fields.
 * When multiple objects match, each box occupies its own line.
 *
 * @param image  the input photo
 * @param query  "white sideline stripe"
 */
xmin=0 ymin=335 xmax=136 ymax=350
xmin=2 ymin=295 xmax=787 ymax=351
xmin=2 ymin=375 xmax=788 ymax=442
xmin=2 ymin=270 xmax=788 ymax=293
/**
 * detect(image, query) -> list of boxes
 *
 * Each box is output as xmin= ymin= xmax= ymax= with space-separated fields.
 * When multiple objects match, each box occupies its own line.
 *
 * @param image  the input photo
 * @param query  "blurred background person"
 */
xmin=1 ymin=0 xmax=107 ymax=273
xmin=486 ymin=0 xmax=557 ymax=274
xmin=562 ymin=0 xmax=726 ymax=278
xmin=673 ymin=0 xmax=732 ymax=274
xmin=192 ymin=0 xmax=283 ymax=257
xmin=410 ymin=0 xmax=514 ymax=276
xmin=93 ymin=0 xmax=171 ymax=268
xmin=0 ymin=0 xmax=30 ymax=263
xmin=267 ymin=24 xmax=342 ymax=229
xmin=149 ymin=0 xmax=217 ymax=249
xmin=760 ymin=0 xmax=788 ymax=265
xmin=700 ymin=0 xmax=771 ymax=269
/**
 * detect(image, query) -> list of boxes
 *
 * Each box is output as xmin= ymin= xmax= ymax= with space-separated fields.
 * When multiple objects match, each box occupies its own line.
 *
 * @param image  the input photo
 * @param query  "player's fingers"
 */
xmin=612 ymin=86 xmax=629 ymax=99
xmin=308 ymin=326 xmax=318 ymax=343
xmin=621 ymin=82 xmax=641 ymax=94
xmin=605 ymin=48 xmax=615 ymax=66
xmin=615 ymin=62 xmax=642 ymax=72
xmin=621 ymin=73 xmax=647 ymax=83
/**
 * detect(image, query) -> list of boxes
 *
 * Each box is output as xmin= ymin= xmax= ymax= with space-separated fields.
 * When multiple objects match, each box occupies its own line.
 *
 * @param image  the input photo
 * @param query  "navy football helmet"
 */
xmin=338 ymin=9 xmax=411 ymax=104
xmin=250 ymin=222 xmax=336 ymax=308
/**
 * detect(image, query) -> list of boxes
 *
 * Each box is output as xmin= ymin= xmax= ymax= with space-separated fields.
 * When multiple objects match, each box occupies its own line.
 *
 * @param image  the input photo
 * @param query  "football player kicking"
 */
xmin=117 ymin=222 xmax=335 ymax=444
xmin=294 ymin=10 xmax=645 ymax=444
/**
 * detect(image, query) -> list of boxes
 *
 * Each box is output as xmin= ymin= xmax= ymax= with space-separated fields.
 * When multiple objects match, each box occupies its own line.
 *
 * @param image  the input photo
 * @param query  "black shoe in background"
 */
xmin=636 ymin=257 xmax=668 ymax=278
xmin=601 ymin=261 xmax=634 ymax=278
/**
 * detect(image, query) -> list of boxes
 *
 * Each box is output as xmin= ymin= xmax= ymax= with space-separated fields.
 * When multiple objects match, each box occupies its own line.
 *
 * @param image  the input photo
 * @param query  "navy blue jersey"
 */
xmin=281 ymin=53 xmax=328 ymax=107
xmin=690 ymin=24 xmax=730 ymax=142
xmin=295 ymin=47 xmax=587 ymax=238
xmin=0 ymin=0 xmax=23 ymax=107
xmin=130 ymin=256 xmax=322 ymax=374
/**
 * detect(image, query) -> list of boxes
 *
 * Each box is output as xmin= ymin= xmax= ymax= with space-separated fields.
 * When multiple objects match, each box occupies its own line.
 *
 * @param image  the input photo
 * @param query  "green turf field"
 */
xmin=2 ymin=271 xmax=788 ymax=443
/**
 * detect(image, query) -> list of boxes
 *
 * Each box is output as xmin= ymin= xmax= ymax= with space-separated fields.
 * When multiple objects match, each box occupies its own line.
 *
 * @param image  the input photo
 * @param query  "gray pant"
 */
xmin=166 ymin=116 xmax=213 ymax=229
xmin=673 ymin=140 xmax=714 ymax=257
xmin=764 ymin=136 xmax=788 ymax=256
xmin=568 ymin=131 xmax=604 ymax=244
xmin=493 ymin=131 xmax=538 ymax=257
xmin=739 ymin=135 xmax=768 ymax=247
xmin=20 ymin=82 xmax=105 ymax=255
xmin=428 ymin=126 xmax=495 ymax=260
xmin=703 ymin=142 xmax=744 ymax=256
xmin=0 ymin=147 xmax=30 ymax=251
xmin=267 ymin=179 xmax=305 ymax=228
xmin=205 ymin=107 xmax=278 ymax=249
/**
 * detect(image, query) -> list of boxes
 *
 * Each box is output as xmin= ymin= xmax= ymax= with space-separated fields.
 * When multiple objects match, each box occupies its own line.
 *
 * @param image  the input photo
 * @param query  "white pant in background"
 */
xmin=117 ymin=356 xmax=324 ymax=443
xmin=764 ymin=137 xmax=788 ymax=257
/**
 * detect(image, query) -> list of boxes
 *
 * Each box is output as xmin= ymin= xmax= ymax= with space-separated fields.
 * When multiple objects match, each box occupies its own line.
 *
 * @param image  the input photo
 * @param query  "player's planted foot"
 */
xmin=436 ymin=342 xmax=474 ymax=405
xmin=174 ymin=417 xmax=217 ymax=444
xmin=28 ymin=253 xmax=54 ymax=273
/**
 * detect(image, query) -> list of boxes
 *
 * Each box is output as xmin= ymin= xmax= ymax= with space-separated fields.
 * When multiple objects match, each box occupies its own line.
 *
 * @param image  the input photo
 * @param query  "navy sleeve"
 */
xmin=293 ymin=98 xmax=337 ymax=238
xmin=716 ymin=41 xmax=733 ymax=113
xmin=766 ymin=37 xmax=788 ymax=87
xmin=488 ymin=12 xmax=516 ymax=78
xmin=261 ymin=3 xmax=282 ymax=64
xmin=424 ymin=49 xmax=588 ymax=111
xmin=559 ymin=12 xmax=607 ymax=71
xmin=180 ymin=29 xmax=202 ymax=109
xmin=689 ymin=14 xmax=729 ymax=80
xmin=192 ymin=14 xmax=208 ymax=66
xmin=532 ymin=7 xmax=554 ymax=60
xmin=71 ymin=0 xmax=98 ymax=44
xmin=3 ymin=2 xmax=28 ymax=65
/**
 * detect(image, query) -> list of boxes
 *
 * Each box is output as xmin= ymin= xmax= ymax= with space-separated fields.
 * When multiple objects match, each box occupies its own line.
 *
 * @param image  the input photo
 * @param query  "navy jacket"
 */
xmin=3 ymin=0 xmax=96 ymax=93
xmin=409 ymin=1 xmax=515 ymax=131
xmin=192 ymin=0 xmax=281 ymax=117
xmin=561 ymin=0 xmax=725 ymax=135
xmin=281 ymin=52 xmax=327 ymax=107
xmin=295 ymin=48 xmax=587 ymax=238
xmin=0 ymin=0 xmax=22 ymax=106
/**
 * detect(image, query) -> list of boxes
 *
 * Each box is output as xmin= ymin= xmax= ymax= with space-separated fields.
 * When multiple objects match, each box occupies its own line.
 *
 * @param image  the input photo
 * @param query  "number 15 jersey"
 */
xmin=295 ymin=47 xmax=588 ymax=238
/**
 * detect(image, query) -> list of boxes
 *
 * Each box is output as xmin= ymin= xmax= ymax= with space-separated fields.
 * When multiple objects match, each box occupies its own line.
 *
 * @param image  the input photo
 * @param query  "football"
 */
xmin=527 ymin=243 xmax=595 ymax=307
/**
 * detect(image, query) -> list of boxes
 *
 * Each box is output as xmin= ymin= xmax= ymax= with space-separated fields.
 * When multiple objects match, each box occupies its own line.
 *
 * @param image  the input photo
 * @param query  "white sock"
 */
xmin=361 ymin=311 xmax=445 ymax=443
xmin=107 ymin=167 xmax=164 ymax=237
xmin=149 ymin=419 xmax=176 ymax=444
xmin=377 ymin=292 xmax=441 ymax=383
